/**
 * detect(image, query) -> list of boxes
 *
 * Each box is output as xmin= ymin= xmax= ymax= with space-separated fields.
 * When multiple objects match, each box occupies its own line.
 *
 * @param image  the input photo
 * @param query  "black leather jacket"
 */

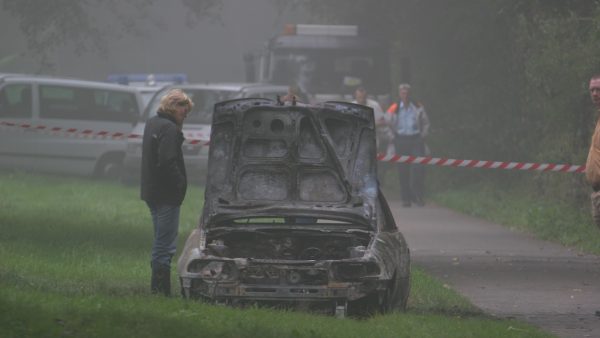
xmin=140 ymin=112 xmax=187 ymax=206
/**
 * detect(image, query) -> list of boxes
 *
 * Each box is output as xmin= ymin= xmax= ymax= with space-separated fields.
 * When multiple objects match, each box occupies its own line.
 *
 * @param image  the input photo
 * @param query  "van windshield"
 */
xmin=269 ymin=49 xmax=388 ymax=95
xmin=146 ymin=88 xmax=238 ymax=124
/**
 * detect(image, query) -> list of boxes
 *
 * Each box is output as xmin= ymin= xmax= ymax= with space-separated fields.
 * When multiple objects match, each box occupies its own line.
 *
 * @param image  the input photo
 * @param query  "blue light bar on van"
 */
xmin=107 ymin=73 xmax=188 ymax=86
xmin=283 ymin=24 xmax=359 ymax=37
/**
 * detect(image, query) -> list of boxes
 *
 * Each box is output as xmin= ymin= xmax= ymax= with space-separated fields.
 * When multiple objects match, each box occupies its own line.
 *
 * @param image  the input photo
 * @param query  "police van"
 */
xmin=0 ymin=74 xmax=143 ymax=178
xmin=107 ymin=73 xmax=187 ymax=109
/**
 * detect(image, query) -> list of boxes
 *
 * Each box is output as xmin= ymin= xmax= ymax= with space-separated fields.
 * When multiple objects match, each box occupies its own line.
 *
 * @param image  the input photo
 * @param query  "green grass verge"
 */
xmin=0 ymin=172 xmax=551 ymax=338
xmin=431 ymin=180 xmax=600 ymax=255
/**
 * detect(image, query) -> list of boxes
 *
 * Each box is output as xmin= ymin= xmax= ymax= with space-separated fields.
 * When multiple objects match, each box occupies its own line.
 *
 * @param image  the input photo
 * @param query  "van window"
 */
xmin=40 ymin=85 xmax=138 ymax=122
xmin=0 ymin=84 xmax=33 ymax=118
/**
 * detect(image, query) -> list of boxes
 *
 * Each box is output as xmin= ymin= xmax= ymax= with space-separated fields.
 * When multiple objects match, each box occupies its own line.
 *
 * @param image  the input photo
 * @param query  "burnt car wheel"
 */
xmin=349 ymin=277 xmax=406 ymax=317
xmin=378 ymin=273 xmax=410 ymax=314
xmin=180 ymin=278 xmax=204 ymax=301
xmin=180 ymin=278 xmax=190 ymax=299
xmin=394 ymin=276 xmax=410 ymax=312
xmin=348 ymin=292 xmax=379 ymax=317
xmin=380 ymin=280 xmax=394 ymax=313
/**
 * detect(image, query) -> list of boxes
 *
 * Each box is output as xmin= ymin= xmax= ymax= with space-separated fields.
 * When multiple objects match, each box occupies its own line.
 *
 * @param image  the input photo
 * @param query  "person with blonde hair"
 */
xmin=157 ymin=89 xmax=193 ymax=128
xmin=140 ymin=88 xmax=193 ymax=296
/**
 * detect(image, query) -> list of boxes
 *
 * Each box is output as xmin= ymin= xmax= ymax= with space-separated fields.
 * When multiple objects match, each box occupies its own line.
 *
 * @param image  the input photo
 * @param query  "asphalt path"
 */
xmin=389 ymin=201 xmax=600 ymax=338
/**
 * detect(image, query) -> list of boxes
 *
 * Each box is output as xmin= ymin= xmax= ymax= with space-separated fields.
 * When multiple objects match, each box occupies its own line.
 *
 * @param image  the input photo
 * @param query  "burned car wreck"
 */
xmin=177 ymin=98 xmax=410 ymax=316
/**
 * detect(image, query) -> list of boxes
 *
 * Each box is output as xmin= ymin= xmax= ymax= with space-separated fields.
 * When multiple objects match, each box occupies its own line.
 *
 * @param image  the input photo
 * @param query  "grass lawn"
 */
xmin=0 ymin=172 xmax=552 ymax=338
xmin=431 ymin=180 xmax=600 ymax=255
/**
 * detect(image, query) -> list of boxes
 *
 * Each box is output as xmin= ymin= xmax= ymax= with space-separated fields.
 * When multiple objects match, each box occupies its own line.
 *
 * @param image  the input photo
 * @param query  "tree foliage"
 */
xmin=0 ymin=0 xmax=221 ymax=70
xmin=285 ymin=0 xmax=600 ymax=201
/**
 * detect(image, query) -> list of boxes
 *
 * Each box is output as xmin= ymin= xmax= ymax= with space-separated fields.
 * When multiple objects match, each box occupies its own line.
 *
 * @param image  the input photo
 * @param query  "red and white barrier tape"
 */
xmin=0 ymin=121 xmax=585 ymax=173
xmin=376 ymin=154 xmax=585 ymax=173
xmin=0 ymin=121 xmax=210 ymax=146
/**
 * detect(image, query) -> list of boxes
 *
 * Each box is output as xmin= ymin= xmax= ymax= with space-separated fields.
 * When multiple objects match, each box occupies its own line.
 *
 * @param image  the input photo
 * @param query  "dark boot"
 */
xmin=151 ymin=262 xmax=171 ymax=296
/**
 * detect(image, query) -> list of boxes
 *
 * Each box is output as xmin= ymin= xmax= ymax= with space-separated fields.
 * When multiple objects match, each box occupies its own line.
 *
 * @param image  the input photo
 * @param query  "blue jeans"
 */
xmin=147 ymin=203 xmax=180 ymax=268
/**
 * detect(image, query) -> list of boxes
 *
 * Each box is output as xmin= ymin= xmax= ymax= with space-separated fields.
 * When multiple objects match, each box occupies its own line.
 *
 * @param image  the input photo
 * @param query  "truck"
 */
xmin=246 ymin=24 xmax=393 ymax=105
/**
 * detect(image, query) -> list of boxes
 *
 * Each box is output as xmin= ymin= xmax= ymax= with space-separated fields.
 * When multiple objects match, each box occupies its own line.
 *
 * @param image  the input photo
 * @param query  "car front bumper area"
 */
xmin=181 ymin=279 xmax=387 ymax=303
xmin=179 ymin=261 xmax=388 ymax=303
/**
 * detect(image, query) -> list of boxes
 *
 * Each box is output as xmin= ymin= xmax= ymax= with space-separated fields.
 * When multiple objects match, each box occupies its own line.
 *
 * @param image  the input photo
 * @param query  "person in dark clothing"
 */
xmin=141 ymin=88 xmax=192 ymax=296
xmin=386 ymin=84 xmax=430 ymax=207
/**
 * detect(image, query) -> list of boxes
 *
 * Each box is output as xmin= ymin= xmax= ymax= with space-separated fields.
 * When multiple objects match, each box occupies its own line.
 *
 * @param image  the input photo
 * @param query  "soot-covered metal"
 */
xmin=177 ymin=98 xmax=410 ymax=317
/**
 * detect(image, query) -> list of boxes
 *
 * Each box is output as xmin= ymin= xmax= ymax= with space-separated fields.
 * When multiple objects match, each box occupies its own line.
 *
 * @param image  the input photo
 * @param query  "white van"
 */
xmin=0 ymin=74 xmax=143 ymax=178
xmin=122 ymin=83 xmax=288 ymax=182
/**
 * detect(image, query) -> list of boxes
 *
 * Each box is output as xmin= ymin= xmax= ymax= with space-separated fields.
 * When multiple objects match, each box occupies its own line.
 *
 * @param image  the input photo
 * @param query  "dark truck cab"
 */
xmin=177 ymin=98 xmax=410 ymax=317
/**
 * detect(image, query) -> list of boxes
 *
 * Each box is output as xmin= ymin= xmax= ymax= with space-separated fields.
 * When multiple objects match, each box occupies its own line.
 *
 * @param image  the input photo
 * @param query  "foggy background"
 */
xmin=1 ymin=0 xmax=599 ymax=205
xmin=0 ymin=0 xmax=308 ymax=82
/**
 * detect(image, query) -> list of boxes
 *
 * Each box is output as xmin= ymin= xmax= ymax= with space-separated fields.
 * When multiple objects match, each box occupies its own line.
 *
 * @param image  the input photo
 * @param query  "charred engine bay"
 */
xmin=206 ymin=229 xmax=371 ymax=260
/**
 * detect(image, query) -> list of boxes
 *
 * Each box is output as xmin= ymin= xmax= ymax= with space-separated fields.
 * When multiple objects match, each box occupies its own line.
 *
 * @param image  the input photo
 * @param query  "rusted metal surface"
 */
xmin=177 ymin=98 xmax=410 ymax=315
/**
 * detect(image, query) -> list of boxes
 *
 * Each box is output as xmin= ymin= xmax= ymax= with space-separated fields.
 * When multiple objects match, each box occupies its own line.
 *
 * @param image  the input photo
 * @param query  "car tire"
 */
xmin=348 ymin=291 xmax=379 ymax=317
xmin=380 ymin=280 xmax=394 ymax=314
xmin=394 ymin=275 xmax=410 ymax=312
xmin=180 ymin=278 xmax=190 ymax=299
xmin=94 ymin=153 xmax=125 ymax=180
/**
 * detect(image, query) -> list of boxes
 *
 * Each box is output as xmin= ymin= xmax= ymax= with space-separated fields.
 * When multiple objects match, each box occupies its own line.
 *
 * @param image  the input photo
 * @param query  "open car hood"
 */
xmin=201 ymin=98 xmax=379 ymax=229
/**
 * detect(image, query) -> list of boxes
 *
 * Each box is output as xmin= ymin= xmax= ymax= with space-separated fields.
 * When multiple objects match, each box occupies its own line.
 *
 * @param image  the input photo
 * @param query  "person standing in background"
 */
xmin=352 ymin=86 xmax=393 ymax=156
xmin=281 ymin=84 xmax=309 ymax=105
xmin=387 ymin=83 xmax=430 ymax=207
xmin=586 ymin=75 xmax=600 ymax=229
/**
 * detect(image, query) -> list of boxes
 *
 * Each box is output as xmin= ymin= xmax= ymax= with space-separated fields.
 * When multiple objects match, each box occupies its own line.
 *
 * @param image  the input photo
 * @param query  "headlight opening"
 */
xmin=188 ymin=260 xmax=238 ymax=281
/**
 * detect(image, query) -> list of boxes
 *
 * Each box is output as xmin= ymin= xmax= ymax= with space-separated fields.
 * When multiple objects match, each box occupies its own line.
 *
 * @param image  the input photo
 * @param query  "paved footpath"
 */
xmin=389 ymin=201 xmax=600 ymax=338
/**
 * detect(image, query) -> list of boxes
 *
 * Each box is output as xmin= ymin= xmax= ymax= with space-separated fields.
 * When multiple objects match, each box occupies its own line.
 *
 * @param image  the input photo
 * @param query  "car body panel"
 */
xmin=177 ymin=98 xmax=409 ymax=315
xmin=202 ymin=99 xmax=378 ymax=228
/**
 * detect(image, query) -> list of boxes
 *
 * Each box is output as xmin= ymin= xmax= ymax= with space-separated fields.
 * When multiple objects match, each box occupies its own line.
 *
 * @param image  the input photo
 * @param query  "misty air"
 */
xmin=1 ymin=1 xmax=599 ymax=337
